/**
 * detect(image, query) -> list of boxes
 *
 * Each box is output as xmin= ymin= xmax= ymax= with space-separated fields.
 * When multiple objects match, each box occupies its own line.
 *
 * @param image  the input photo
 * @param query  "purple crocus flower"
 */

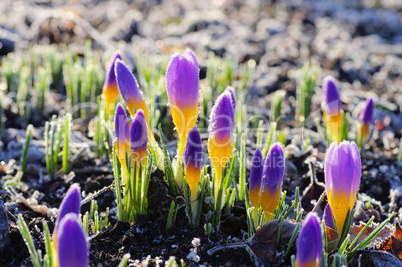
xmin=259 ymin=143 xmax=285 ymax=221
xmin=325 ymin=141 xmax=361 ymax=233
xmin=208 ymin=91 xmax=235 ymax=184
xmin=54 ymin=184 xmax=81 ymax=235
xmin=322 ymin=76 xmax=341 ymax=117
xmin=130 ymin=109 xmax=148 ymax=165
xmin=184 ymin=126 xmax=202 ymax=198
xmin=359 ymin=97 xmax=374 ymax=125
xmin=166 ymin=50 xmax=199 ymax=156
xmin=115 ymin=59 xmax=149 ymax=120
xmin=114 ymin=103 xmax=130 ymax=162
xmin=296 ymin=213 xmax=323 ymax=267
xmin=57 ymin=213 xmax=88 ymax=267
xmin=323 ymin=204 xmax=335 ymax=229
xmin=248 ymin=148 xmax=263 ymax=209
xmin=103 ymin=51 xmax=122 ymax=106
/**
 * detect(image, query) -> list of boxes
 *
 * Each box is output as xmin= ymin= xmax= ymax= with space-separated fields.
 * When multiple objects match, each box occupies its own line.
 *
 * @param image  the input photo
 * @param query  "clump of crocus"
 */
xmin=325 ymin=141 xmax=361 ymax=233
xmin=115 ymin=59 xmax=165 ymax=171
xmin=322 ymin=203 xmax=335 ymax=230
xmin=184 ymin=126 xmax=202 ymax=224
xmin=322 ymin=76 xmax=342 ymax=144
xmin=103 ymin=51 xmax=122 ymax=115
xmin=357 ymin=97 xmax=375 ymax=150
xmin=130 ymin=109 xmax=148 ymax=167
xmin=208 ymin=91 xmax=235 ymax=202
xmin=166 ymin=50 xmax=200 ymax=185
xmin=295 ymin=213 xmax=323 ymax=267
xmin=114 ymin=103 xmax=130 ymax=183
xmin=259 ymin=143 xmax=285 ymax=222
xmin=56 ymin=213 xmax=88 ymax=267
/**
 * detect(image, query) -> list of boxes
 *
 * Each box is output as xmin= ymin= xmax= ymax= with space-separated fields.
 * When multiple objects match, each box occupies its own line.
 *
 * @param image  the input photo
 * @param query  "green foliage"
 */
xmin=113 ymin=143 xmax=153 ymax=224
xmin=44 ymin=116 xmax=64 ymax=178
xmin=166 ymin=200 xmax=179 ymax=230
xmin=82 ymin=200 xmax=110 ymax=234
xmin=20 ymin=124 xmax=33 ymax=174
xmin=271 ymin=89 xmax=286 ymax=123
xmin=296 ymin=62 xmax=319 ymax=122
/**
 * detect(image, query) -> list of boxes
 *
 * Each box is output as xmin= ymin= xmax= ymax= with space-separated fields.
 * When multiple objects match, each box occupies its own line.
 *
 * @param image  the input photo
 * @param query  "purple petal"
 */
xmin=349 ymin=141 xmax=361 ymax=197
xmin=208 ymin=92 xmax=235 ymax=142
xmin=185 ymin=126 xmax=202 ymax=169
xmin=324 ymin=142 xmax=337 ymax=196
xmin=115 ymin=59 xmax=143 ymax=104
xmin=166 ymin=52 xmax=199 ymax=109
xmin=261 ymin=143 xmax=285 ymax=194
xmin=249 ymin=148 xmax=263 ymax=193
xmin=114 ymin=103 xmax=129 ymax=143
xmin=296 ymin=213 xmax=323 ymax=266
xmin=330 ymin=141 xmax=355 ymax=200
xmin=55 ymin=184 xmax=81 ymax=234
xmin=184 ymin=49 xmax=199 ymax=72
xmin=359 ymin=97 xmax=375 ymax=125
xmin=224 ymin=86 xmax=236 ymax=113
xmin=104 ymin=51 xmax=122 ymax=88
xmin=57 ymin=214 xmax=88 ymax=267
xmin=323 ymin=204 xmax=335 ymax=229
xmin=322 ymin=76 xmax=341 ymax=116
xmin=130 ymin=109 xmax=148 ymax=155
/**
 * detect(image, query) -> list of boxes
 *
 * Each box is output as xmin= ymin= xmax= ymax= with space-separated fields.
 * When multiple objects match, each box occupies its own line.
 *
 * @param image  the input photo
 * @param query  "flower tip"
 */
xmin=323 ymin=204 xmax=335 ymax=229
xmin=296 ymin=213 xmax=322 ymax=267
xmin=55 ymin=184 xmax=81 ymax=233
xmin=57 ymin=213 xmax=88 ymax=267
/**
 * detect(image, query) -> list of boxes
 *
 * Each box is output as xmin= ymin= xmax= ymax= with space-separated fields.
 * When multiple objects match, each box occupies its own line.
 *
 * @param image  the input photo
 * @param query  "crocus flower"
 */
xmin=184 ymin=126 xmax=202 ymax=199
xmin=52 ymin=184 xmax=81 ymax=259
xmin=359 ymin=97 xmax=374 ymax=143
xmin=115 ymin=59 xmax=165 ymax=171
xmin=56 ymin=213 xmax=88 ymax=267
xmin=166 ymin=50 xmax=200 ymax=159
xmin=103 ymin=51 xmax=122 ymax=110
xmin=54 ymin=184 xmax=81 ymax=236
xmin=323 ymin=204 xmax=335 ymax=229
xmin=322 ymin=76 xmax=342 ymax=144
xmin=325 ymin=141 xmax=361 ymax=233
xmin=115 ymin=103 xmax=130 ymax=183
xmin=208 ymin=91 xmax=235 ymax=199
xmin=259 ymin=143 xmax=285 ymax=221
xmin=130 ymin=109 xmax=148 ymax=166
xmin=115 ymin=59 xmax=149 ymax=121
xmin=296 ymin=213 xmax=323 ymax=267
xmin=248 ymin=148 xmax=263 ymax=209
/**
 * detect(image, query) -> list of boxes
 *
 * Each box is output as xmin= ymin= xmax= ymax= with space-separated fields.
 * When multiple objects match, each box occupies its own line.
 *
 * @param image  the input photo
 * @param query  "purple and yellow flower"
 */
xmin=322 ymin=76 xmax=342 ymax=144
xmin=208 ymin=91 xmax=235 ymax=196
xmin=325 ymin=141 xmax=361 ymax=233
xmin=103 ymin=51 xmax=122 ymax=111
xmin=259 ymin=143 xmax=285 ymax=221
xmin=53 ymin=184 xmax=81 ymax=238
xmin=52 ymin=184 xmax=81 ymax=263
xmin=359 ymin=97 xmax=375 ymax=143
xmin=184 ymin=126 xmax=202 ymax=199
xmin=115 ymin=59 xmax=149 ymax=121
xmin=323 ymin=204 xmax=335 ymax=229
xmin=166 ymin=50 xmax=200 ymax=159
xmin=130 ymin=109 xmax=148 ymax=166
xmin=296 ymin=213 xmax=323 ymax=267
xmin=56 ymin=213 xmax=88 ymax=267
xmin=115 ymin=103 xmax=130 ymax=183
xmin=249 ymin=148 xmax=263 ymax=209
